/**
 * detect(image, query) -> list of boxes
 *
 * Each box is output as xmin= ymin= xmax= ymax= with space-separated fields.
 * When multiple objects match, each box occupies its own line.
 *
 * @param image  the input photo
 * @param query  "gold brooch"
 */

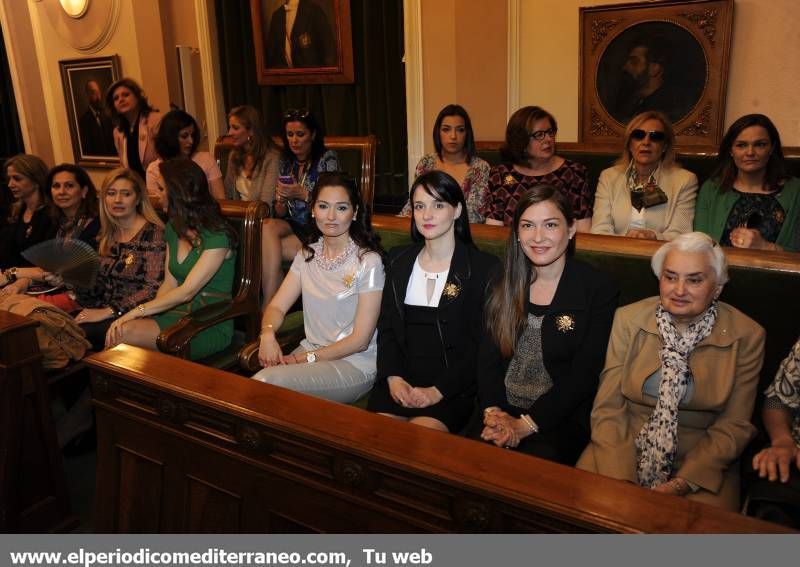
xmin=342 ymin=273 xmax=355 ymax=288
xmin=442 ymin=282 xmax=460 ymax=299
xmin=503 ymin=174 xmax=516 ymax=186
xmin=124 ymin=253 xmax=135 ymax=267
xmin=555 ymin=314 xmax=575 ymax=332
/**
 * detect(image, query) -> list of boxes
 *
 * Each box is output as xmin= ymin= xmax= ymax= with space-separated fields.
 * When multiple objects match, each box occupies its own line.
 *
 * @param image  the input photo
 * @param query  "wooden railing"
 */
xmin=85 ymin=345 xmax=791 ymax=533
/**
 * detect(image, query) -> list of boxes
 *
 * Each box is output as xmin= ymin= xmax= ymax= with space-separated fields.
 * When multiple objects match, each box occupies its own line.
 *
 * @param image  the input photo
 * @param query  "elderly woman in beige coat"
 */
xmin=590 ymin=111 xmax=698 ymax=241
xmin=577 ymin=232 xmax=765 ymax=511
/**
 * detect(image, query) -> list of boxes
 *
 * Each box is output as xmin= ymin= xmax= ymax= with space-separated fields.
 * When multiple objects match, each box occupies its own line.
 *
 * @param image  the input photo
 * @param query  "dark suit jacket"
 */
xmin=376 ymin=240 xmax=499 ymax=400
xmin=265 ymin=0 xmax=337 ymax=68
xmin=477 ymin=257 xmax=619 ymax=433
xmin=78 ymin=106 xmax=116 ymax=156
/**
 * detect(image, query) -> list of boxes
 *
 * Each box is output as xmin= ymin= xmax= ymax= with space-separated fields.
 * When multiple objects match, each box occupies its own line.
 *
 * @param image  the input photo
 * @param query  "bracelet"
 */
xmin=483 ymin=407 xmax=498 ymax=417
xmin=261 ymin=323 xmax=275 ymax=334
xmin=520 ymin=414 xmax=539 ymax=434
xmin=136 ymin=304 xmax=146 ymax=317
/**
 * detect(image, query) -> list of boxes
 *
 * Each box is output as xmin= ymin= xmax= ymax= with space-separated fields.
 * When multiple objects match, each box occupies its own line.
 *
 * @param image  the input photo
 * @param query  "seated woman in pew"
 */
xmin=224 ymin=105 xmax=280 ymax=203
xmin=74 ymin=168 xmax=165 ymax=351
xmin=252 ymin=172 xmax=385 ymax=403
xmin=753 ymin=336 xmax=800 ymax=484
xmin=0 ymin=164 xmax=100 ymax=312
xmin=694 ymin=114 xmax=800 ymax=252
xmin=0 ymin=154 xmax=55 ymax=274
xmin=482 ymin=106 xmax=592 ymax=231
xmin=146 ymin=109 xmax=225 ymax=200
xmin=107 ymin=78 xmax=162 ymax=180
xmin=1 ymin=163 xmax=98 ymax=302
xmin=105 ymin=158 xmax=237 ymax=360
xmin=261 ymin=108 xmax=339 ymax=302
xmin=590 ymin=111 xmax=698 ymax=241
xmin=367 ymin=171 xmax=498 ymax=432
xmin=476 ymin=185 xmax=618 ymax=464
xmin=577 ymin=232 xmax=765 ymax=511
xmin=399 ymin=104 xmax=490 ymax=223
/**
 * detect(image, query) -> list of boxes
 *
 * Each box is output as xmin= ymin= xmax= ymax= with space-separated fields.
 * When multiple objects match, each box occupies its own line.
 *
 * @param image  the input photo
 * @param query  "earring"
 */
xmin=311 ymin=213 xmax=315 ymax=218
xmin=353 ymin=213 xmax=357 ymax=221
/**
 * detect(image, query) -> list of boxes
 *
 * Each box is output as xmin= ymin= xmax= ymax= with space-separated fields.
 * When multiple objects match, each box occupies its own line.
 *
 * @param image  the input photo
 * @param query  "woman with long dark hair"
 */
xmin=252 ymin=172 xmax=385 ymax=402
xmin=694 ymin=114 xmax=800 ymax=251
xmin=105 ymin=158 xmax=237 ymax=360
xmin=367 ymin=170 xmax=498 ymax=432
xmin=224 ymin=105 xmax=280 ymax=203
xmin=261 ymin=108 xmax=339 ymax=301
xmin=399 ymin=104 xmax=490 ymax=223
xmin=0 ymin=164 xmax=100 ymax=310
xmin=147 ymin=109 xmax=225 ymax=199
xmin=477 ymin=185 xmax=618 ymax=464
xmin=106 ymin=77 xmax=162 ymax=179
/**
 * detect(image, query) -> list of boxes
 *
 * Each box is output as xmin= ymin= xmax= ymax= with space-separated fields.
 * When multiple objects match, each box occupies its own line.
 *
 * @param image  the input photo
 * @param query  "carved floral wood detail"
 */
xmin=679 ymin=9 xmax=719 ymax=45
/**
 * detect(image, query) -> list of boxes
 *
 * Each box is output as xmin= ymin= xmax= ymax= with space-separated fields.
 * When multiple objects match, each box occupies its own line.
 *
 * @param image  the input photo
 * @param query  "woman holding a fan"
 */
xmin=0 ymin=163 xmax=99 ymax=307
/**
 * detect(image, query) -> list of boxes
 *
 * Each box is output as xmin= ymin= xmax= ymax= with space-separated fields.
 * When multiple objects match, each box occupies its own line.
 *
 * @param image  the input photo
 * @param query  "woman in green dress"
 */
xmin=106 ymin=157 xmax=237 ymax=359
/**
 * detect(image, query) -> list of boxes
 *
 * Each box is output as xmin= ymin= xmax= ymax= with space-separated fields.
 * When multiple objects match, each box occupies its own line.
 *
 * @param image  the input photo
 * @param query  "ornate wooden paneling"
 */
xmin=0 ymin=311 xmax=75 ymax=533
xmin=86 ymin=345 xmax=792 ymax=534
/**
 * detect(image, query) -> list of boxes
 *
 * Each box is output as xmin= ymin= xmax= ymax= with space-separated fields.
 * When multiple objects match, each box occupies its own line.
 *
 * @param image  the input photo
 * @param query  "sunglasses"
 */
xmin=283 ymin=108 xmax=311 ymax=121
xmin=630 ymin=129 xmax=666 ymax=142
xmin=530 ymin=128 xmax=557 ymax=141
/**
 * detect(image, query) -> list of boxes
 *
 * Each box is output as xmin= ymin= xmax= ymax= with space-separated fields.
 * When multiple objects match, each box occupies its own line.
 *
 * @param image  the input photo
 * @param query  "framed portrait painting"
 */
xmin=251 ymin=0 xmax=355 ymax=85
xmin=579 ymin=0 xmax=734 ymax=150
xmin=59 ymin=55 xmax=120 ymax=168
xmin=59 ymin=55 xmax=121 ymax=168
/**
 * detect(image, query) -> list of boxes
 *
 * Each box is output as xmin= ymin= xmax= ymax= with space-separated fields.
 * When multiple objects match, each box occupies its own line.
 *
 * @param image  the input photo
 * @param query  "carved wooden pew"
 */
xmin=86 ymin=346 xmax=791 ymax=533
xmin=0 ymin=311 xmax=75 ymax=532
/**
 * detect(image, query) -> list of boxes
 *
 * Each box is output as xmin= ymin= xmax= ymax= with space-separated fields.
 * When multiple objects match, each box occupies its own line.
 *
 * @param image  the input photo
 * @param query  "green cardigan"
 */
xmin=693 ymin=176 xmax=800 ymax=252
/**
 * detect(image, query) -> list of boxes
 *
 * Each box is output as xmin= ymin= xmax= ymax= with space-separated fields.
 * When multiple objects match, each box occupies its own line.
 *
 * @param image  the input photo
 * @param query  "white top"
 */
xmin=629 ymin=206 xmax=647 ymax=229
xmin=404 ymin=256 xmax=448 ymax=307
xmin=290 ymin=240 xmax=385 ymax=376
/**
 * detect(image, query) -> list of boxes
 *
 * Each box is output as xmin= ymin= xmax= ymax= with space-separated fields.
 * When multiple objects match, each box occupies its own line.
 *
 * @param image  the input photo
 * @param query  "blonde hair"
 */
xmin=97 ymin=168 xmax=163 ymax=255
xmin=615 ymin=111 xmax=676 ymax=168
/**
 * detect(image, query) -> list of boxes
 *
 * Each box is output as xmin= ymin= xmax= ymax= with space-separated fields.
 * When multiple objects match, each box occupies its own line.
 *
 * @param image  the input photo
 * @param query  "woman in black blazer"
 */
xmin=477 ymin=184 xmax=619 ymax=465
xmin=368 ymin=171 xmax=498 ymax=432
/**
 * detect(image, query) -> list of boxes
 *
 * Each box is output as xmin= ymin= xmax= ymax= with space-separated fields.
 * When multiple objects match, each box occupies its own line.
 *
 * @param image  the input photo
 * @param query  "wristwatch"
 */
xmin=7 ymin=267 xmax=17 ymax=283
xmin=305 ymin=351 xmax=317 ymax=363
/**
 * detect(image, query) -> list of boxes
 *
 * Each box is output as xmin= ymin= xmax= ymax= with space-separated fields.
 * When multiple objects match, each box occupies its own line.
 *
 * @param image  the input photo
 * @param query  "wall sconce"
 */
xmin=59 ymin=0 xmax=90 ymax=19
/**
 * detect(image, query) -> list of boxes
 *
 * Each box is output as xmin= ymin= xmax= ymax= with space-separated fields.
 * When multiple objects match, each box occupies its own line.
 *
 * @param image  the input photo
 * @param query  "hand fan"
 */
xmin=21 ymin=238 xmax=99 ymax=289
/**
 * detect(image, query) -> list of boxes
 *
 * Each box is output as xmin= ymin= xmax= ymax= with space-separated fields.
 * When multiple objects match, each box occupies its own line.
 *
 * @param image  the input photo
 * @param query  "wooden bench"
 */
xmin=85 ymin=345 xmax=791 ymax=533
xmin=0 ymin=311 xmax=76 ymax=533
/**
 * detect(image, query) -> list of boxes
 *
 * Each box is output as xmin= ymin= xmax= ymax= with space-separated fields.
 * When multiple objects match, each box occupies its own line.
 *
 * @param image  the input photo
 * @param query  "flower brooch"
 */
xmin=555 ymin=314 xmax=575 ymax=333
xmin=442 ymin=282 xmax=461 ymax=299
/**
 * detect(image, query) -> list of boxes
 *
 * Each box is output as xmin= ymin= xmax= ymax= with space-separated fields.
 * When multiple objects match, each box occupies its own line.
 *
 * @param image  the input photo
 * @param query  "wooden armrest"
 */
xmin=238 ymin=322 xmax=306 ymax=373
xmin=156 ymin=297 xmax=258 ymax=358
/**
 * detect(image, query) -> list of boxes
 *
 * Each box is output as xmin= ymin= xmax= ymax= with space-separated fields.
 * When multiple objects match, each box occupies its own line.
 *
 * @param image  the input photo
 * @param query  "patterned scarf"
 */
xmin=635 ymin=302 xmax=718 ymax=487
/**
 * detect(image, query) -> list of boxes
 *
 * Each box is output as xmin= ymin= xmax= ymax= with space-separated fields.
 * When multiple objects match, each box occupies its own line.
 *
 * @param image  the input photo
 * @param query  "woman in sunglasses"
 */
xmin=261 ymin=108 xmax=339 ymax=301
xmin=482 ymin=106 xmax=592 ymax=231
xmin=398 ymin=104 xmax=490 ymax=223
xmin=591 ymin=111 xmax=698 ymax=240
xmin=223 ymin=105 xmax=280 ymax=204
xmin=693 ymin=114 xmax=800 ymax=252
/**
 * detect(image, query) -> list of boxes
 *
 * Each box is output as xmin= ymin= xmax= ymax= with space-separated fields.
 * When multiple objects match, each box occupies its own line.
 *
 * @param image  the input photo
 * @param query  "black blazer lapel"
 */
xmin=438 ymin=240 xmax=472 ymax=310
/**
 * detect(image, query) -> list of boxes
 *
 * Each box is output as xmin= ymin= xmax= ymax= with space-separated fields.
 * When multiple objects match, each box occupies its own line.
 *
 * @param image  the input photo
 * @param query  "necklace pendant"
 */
xmin=124 ymin=253 xmax=135 ymax=267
